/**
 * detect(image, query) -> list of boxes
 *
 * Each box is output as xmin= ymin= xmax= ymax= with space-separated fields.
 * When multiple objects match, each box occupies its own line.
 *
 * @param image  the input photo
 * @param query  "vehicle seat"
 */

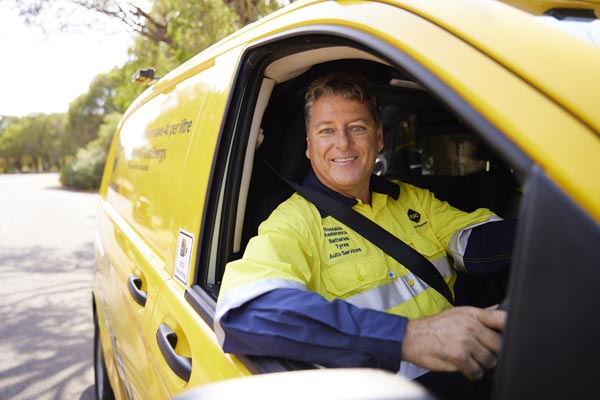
xmin=455 ymin=169 xmax=520 ymax=218
xmin=241 ymin=113 xmax=308 ymax=251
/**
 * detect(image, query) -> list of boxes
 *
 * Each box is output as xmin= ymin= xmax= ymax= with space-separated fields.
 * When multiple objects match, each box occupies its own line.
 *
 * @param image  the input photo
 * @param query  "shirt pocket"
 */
xmin=321 ymin=256 xmax=390 ymax=297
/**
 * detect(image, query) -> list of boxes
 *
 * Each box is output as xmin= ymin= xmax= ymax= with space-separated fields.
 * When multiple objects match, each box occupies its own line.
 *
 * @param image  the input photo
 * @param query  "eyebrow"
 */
xmin=347 ymin=118 xmax=370 ymax=125
xmin=313 ymin=117 xmax=371 ymax=128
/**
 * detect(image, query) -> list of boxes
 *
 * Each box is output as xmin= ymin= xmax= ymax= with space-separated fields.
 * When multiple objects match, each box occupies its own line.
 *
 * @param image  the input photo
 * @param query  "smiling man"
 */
xmin=304 ymin=78 xmax=384 ymax=204
xmin=215 ymin=72 xmax=515 ymax=396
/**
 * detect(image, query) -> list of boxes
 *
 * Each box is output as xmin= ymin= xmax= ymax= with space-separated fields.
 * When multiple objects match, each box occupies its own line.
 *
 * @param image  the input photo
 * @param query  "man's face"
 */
xmin=306 ymin=94 xmax=383 ymax=202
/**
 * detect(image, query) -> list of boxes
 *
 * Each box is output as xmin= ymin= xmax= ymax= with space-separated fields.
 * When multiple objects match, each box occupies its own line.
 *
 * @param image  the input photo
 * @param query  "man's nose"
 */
xmin=334 ymin=130 xmax=351 ymax=148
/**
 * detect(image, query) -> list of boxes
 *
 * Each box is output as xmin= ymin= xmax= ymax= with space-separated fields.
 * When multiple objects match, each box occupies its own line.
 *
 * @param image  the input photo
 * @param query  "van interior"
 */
xmin=232 ymin=49 xmax=521 ymax=263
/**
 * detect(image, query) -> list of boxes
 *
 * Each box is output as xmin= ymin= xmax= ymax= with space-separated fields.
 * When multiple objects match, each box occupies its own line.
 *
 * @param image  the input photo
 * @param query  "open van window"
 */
xmin=185 ymin=38 xmax=525 ymax=383
xmin=190 ymin=36 xmax=524 ymax=311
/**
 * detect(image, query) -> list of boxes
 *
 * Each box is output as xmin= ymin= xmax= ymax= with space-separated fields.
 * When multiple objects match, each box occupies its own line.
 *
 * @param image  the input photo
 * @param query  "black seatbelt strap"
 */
xmin=259 ymin=159 xmax=455 ymax=305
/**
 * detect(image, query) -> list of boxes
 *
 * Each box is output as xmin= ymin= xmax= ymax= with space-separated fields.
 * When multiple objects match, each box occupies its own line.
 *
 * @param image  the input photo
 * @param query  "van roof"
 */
xmin=130 ymin=0 xmax=600 ymax=135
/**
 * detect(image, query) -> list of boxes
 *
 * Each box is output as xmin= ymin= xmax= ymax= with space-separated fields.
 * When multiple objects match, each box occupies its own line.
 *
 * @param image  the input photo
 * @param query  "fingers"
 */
xmin=466 ymin=308 xmax=506 ymax=362
xmin=464 ymin=330 xmax=501 ymax=380
xmin=460 ymin=352 xmax=489 ymax=381
xmin=401 ymin=307 xmax=507 ymax=381
xmin=478 ymin=307 xmax=507 ymax=332
xmin=442 ymin=325 xmax=500 ymax=381
xmin=459 ymin=308 xmax=505 ymax=379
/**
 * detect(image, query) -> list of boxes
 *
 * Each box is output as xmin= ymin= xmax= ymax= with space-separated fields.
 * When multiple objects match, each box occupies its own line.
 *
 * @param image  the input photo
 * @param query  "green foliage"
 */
xmin=0 ymin=113 xmax=67 ymax=172
xmin=59 ymin=144 xmax=107 ymax=190
xmin=163 ymin=0 xmax=238 ymax=63
xmin=60 ymin=112 xmax=122 ymax=190
xmin=66 ymin=70 xmax=125 ymax=153
xmin=225 ymin=0 xmax=289 ymax=27
xmin=127 ymin=35 xmax=180 ymax=83
xmin=4 ymin=0 xmax=291 ymax=187
xmin=97 ymin=112 xmax=122 ymax=148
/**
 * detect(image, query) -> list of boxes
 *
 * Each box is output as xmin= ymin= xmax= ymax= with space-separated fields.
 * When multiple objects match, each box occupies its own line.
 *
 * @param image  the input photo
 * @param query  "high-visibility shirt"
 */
xmin=215 ymin=171 xmax=502 ymax=378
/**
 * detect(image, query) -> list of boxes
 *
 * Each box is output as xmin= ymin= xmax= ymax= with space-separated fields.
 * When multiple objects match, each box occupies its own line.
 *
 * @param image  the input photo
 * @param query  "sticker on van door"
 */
xmin=174 ymin=229 xmax=194 ymax=285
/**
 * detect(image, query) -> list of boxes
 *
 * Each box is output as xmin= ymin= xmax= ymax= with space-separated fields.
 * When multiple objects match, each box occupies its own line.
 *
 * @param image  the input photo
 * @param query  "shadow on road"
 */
xmin=0 ymin=242 xmax=96 ymax=400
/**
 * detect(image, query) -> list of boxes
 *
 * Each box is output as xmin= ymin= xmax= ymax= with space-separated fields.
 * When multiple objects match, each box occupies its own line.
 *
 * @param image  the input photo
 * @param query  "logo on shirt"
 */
xmin=407 ymin=209 xmax=421 ymax=223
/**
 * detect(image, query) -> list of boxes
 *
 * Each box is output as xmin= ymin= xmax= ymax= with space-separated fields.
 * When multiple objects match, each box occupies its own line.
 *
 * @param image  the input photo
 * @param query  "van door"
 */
xmin=97 ymin=185 xmax=170 ymax=399
xmin=494 ymin=167 xmax=600 ymax=399
xmin=144 ymin=48 xmax=253 ymax=398
xmin=98 ymin=52 xmax=211 ymax=396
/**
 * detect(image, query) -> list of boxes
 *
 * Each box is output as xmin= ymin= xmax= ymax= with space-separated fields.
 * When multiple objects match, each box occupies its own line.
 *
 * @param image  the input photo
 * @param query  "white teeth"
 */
xmin=332 ymin=157 xmax=357 ymax=162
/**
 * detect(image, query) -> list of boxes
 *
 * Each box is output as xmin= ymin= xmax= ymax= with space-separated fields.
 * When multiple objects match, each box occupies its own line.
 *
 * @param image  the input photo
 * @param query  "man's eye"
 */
xmin=318 ymin=128 xmax=334 ymax=135
xmin=349 ymin=125 xmax=367 ymax=134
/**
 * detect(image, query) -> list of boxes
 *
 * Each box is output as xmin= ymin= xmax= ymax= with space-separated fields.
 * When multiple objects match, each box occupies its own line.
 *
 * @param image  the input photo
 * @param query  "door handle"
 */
xmin=156 ymin=323 xmax=192 ymax=382
xmin=127 ymin=274 xmax=147 ymax=307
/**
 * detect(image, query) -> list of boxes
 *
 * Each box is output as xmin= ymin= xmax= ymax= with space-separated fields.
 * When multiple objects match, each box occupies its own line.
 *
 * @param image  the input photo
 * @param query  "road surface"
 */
xmin=0 ymin=173 xmax=98 ymax=400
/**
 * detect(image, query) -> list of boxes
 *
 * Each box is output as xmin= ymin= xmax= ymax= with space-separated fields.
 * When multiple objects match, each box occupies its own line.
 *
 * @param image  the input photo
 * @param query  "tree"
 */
xmin=6 ymin=0 xmax=292 ymax=187
xmin=12 ymin=0 xmax=291 ymax=52
xmin=162 ymin=0 xmax=238 ymax=63
xmin=60 ymin=111 xmax=122 ymax=190
xmin=66 ymin=69 xmax=126 ymax=153
xmin=0 ymin=119 xmax=26 ymax=172
xmin=223 ymin=0 xmax=286 ymax=27
xmin=0 ymin=113 xmax=67 ymax=172
xmin=14 ymin=0 xmax=172 ymax=45
xmin=38 ymin=113 xmax=69 ymax=170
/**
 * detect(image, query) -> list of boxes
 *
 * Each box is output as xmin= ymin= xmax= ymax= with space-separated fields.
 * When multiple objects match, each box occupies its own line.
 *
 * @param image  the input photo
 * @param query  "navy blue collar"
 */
xmin=301 ymin=168 xmax=400 ymax=217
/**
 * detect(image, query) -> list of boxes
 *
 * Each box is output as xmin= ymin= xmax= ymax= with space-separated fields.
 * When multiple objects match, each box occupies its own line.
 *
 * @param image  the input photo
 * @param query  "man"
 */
xmin=215 ymin=72 xmax=515 ymax=393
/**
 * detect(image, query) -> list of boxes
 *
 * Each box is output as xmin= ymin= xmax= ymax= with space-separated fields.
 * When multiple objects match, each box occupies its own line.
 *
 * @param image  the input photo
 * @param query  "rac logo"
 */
xmin=407 ymin=209 xmax=421 ymax=223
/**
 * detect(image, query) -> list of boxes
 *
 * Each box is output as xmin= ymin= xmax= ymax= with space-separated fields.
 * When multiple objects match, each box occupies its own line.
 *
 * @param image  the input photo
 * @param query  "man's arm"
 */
xmin=449 ymin=219 xmax=517 ymax=275
xmin=463 ymin=219 xmax=517 ymax=275
xmin=218 ymin=287 xmax=407 ymax=371
xmin=219 ymin=287 xmax=507 ymax=380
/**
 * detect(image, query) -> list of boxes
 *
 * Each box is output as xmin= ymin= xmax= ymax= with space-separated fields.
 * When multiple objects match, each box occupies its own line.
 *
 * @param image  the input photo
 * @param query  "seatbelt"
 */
xmin=259 ymin=159 xmax=455 ymax=305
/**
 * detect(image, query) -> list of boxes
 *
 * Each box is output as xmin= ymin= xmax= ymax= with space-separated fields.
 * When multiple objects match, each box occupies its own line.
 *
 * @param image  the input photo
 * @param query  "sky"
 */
xmin=0 ymin=2 xmax=133 ymax=117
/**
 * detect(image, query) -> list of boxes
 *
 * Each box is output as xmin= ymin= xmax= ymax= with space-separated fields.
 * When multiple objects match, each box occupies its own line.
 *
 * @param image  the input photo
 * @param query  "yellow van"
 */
xmin=93 ymin=0 xmax=600 ymax=399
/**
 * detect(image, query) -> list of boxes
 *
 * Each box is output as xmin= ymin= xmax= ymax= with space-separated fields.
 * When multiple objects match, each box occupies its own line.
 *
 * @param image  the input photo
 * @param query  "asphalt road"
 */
xmin=0 ymin=173 xmax=99 ymax=400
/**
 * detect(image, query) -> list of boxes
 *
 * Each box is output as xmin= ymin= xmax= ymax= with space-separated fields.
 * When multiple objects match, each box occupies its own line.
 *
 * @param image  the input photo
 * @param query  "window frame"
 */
xmin=185 ymin=23 xmax=537 ymax=376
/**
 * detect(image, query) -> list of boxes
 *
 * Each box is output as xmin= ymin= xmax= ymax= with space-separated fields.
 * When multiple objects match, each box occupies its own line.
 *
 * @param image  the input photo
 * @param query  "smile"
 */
xmin=331 ymin=157 xmax=357 ymax=163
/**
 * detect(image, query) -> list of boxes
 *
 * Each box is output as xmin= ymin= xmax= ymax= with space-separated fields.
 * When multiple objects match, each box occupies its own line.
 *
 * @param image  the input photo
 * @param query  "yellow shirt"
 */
xmin=218 ymin=180 xmax=497 ymax=320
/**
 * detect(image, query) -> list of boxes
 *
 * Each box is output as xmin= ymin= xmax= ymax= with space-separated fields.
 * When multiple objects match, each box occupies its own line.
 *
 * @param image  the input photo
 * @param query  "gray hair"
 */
xmin=304 ymin=72 xmax=381 ymax=131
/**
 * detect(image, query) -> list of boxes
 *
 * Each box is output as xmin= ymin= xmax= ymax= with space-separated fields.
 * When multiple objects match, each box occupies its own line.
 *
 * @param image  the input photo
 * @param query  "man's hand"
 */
xmin=401 ymin=306 xmax=506 ymax=381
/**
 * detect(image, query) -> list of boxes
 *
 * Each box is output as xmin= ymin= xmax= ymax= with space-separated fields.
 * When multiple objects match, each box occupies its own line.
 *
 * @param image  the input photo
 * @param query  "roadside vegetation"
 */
xmin=0 ymin=0 xmax=289 ymax=189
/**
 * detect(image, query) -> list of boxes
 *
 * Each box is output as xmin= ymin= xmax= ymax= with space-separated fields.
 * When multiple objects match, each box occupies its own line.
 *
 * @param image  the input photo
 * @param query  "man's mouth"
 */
xmin=331 ymin=156 xmax=357 ymax=163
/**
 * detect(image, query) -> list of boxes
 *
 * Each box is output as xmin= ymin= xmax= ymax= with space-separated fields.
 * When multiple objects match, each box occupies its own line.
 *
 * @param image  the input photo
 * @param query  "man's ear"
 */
xmin=305 ymin=136 xmax=311 ymax=159
xmin=377 ymin=127 xmax=384 ymax=152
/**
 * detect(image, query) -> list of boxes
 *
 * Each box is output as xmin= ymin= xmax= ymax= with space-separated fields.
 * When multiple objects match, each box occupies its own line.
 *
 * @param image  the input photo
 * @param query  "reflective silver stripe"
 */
xmin=345 ymin=270 xmax=436 ymax=379
xmin=214 ymin=278 xmax=306 ymax=346
xmin=431 ymin=256 xmax=453 ymax=278
xmin=398 ymin=361 xmax=429 ymax=379
xmin=346 ymin=271 xmax=429 ymax=311
xmin=449 ymin=216 xmax=502 ymax=271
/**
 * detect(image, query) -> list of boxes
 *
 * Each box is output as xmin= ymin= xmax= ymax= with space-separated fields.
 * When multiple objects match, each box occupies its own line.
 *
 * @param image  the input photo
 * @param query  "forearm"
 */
xmin=218 ymin=288 xmax=407 ymax=371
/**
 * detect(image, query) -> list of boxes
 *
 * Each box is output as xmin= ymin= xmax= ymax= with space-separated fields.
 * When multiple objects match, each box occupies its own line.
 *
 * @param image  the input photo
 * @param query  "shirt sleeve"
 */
xmin=218 ymin=287 xmax=408 ymax=372
xmin=462 ymin=219 xmax=517 ymax=275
